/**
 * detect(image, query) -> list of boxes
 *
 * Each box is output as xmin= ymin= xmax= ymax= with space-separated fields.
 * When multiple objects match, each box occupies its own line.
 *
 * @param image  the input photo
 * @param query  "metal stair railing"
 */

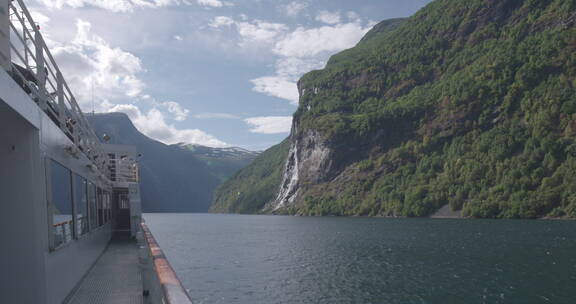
xmin=108 ymin=158 xmax=139 ymax=183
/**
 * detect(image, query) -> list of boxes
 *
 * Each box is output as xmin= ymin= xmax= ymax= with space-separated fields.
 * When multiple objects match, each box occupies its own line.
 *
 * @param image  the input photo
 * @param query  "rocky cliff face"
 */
xmin=268 ymin=18 xmax=408 ymax=212
xmin=270 ymin=126 xmax=335 ymax=210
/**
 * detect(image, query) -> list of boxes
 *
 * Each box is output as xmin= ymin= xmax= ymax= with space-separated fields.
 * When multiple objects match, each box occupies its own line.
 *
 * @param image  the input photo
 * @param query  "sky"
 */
xmin=25 ymin=0 xmax=432 ymax=150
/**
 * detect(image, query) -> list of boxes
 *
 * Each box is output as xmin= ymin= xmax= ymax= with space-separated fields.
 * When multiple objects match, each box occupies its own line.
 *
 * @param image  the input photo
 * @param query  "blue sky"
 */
xmin=27 ymin=0 xmax=432 ymax=150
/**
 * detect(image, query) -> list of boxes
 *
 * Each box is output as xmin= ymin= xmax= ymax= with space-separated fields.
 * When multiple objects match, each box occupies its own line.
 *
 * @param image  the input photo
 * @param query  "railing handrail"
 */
xmin=109 ymin=158 xmax=139 ymax=182
xmin=6 ymin=0 xmax=109 ymax=178
xmin=52 ymin=219 xmax=73 ymax=228
xmin=141 ymin=223 xmax=193 ymax=304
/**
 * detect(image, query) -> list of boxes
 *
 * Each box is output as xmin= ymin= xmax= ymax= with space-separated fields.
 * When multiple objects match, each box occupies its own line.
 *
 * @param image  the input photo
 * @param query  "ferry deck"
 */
xmin=0 ymin=0 xmax=192 ymax=303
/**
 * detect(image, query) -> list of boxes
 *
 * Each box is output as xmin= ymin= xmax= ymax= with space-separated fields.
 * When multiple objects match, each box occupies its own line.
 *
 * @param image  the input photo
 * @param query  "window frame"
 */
xmin=47 ymin=159 xmax=75 ymax=251
xmin=73 ymin=173 xmax=90 ymax=239
xmin=88 ymin=182 xmax=98 ymax=231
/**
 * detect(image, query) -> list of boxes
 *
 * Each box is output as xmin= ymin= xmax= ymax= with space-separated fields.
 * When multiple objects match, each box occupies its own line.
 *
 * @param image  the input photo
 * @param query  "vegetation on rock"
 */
xmin=213 ymin=0 xmax=576 ymax=219
xmin=210 ymin=139 xmax=291 ymax=214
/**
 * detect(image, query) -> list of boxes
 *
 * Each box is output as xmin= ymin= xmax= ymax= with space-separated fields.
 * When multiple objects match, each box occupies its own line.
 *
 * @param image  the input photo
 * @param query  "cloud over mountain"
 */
xmin=40 ymin=17 xmax=228 ymax=147
xmin=244 ymin=116 xmax=293 ymax=134
xmin=25 ymin=0 xmax=418 ymax=149
xmin=108 ymin=104 xmax=229 ymax=147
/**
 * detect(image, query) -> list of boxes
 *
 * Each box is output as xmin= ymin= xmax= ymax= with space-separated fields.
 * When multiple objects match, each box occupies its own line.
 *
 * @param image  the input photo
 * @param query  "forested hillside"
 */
xmin=213 ymin=0 xmax=576 ymax=219
xmin=210 ymin=139 xmax=291 ymax=213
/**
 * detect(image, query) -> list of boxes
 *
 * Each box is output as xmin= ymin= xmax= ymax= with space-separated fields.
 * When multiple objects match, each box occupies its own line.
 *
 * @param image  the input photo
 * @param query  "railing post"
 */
xmin=57 ymin=71 xmax=67 ymax=127
xmin=137 ymin=230 xmax=152 ymax=304
xmin=35 ymin=29 xmax=48 ymax=109
xmin=0 ymin=0 xmax=10 ymax=71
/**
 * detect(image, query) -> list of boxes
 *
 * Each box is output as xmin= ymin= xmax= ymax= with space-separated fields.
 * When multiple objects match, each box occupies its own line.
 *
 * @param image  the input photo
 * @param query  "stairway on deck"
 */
xmin=66 ymin=236 xmax=143 ymax=304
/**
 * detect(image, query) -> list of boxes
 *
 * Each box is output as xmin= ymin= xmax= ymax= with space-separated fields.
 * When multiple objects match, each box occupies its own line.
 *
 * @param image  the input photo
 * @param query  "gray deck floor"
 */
xmin=66 ymin=237 xmax=143 ymax=304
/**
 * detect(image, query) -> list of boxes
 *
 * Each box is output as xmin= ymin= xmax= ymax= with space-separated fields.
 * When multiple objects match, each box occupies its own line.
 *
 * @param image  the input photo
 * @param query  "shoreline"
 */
xmin=207 ymin=210 xmax=575 ymax=220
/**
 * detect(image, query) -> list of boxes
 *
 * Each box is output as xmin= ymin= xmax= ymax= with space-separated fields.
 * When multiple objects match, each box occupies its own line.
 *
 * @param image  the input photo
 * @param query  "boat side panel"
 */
xmin=0 ymin=98 xmax=47 ymax=304
xmin=45 ymin=225 xmax=112 ymax=304
xmin=0 ymin=68 xmax=41 ymax=128
xmin=39 ymin=111 xmax=114 ymax=304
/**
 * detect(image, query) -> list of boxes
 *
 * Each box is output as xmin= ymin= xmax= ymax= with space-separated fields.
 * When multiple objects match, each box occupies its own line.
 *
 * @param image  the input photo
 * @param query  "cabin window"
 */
xmin=97 ymin=188 xmax=104 ymax=226
xmin=74 ymin=174 xmax=89 ymax=237
xmin=50 ymin=161 xmax=74 ymax=248
xmin=119 ymin=193 xmax=130 ymax=209
xmin=104 ymin=191 xmax=111 ymax=223
xmin=88 ymin=182 xmax=98 ymax=230
xmin=103 ymin=190 xmax=108 ymax=225
xmin=108 ymin=192 xmax=112 ymax=221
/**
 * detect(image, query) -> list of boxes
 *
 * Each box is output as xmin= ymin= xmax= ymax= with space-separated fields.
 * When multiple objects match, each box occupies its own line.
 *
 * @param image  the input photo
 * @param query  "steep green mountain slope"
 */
xmin=214 ymin=0 xmax=576 ymax=219
xmin=210 ymin=139 xmax=290 ymax=214
xmin=210 ymin=17 xmax=407 ymax=215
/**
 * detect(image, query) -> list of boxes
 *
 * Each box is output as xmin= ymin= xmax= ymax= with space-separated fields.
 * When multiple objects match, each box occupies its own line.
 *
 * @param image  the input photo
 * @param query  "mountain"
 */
xmin=210 ymin=139 xmax=290 ymax=213
xmin=87 ymin=112 xmax=221 ymax=212
xmin=174 ymin=143 xmax=260 ymax=181
xmin=212 ymin=0 xmax=576 ymax=219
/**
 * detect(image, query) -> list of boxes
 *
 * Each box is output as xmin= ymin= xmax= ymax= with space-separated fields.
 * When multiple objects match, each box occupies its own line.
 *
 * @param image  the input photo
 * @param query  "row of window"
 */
xmin=50 ymin=160 xmax=113 ymax=249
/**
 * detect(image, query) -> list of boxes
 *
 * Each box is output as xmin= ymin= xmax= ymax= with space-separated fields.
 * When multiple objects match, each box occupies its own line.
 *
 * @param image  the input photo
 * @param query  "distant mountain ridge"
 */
xmin=174 ymin=143 xmax=260 ymax=181
xmin=176 ymin=143 xmax=260 ymax=159
xmin=87 ymin=113 xmax=256 ymax=212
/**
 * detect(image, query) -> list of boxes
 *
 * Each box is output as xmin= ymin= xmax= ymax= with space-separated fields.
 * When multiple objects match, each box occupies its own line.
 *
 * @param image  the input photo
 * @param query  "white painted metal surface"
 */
xmin=0 ymin=0 xmax=9 ymax=70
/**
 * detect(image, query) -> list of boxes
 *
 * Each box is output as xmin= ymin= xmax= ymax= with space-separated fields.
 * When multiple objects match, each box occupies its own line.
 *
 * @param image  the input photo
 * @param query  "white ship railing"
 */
xmin=109 ymin=158 xmax=139 ymax=183
xmin=1 ymin=0 xmax=109 ymax=176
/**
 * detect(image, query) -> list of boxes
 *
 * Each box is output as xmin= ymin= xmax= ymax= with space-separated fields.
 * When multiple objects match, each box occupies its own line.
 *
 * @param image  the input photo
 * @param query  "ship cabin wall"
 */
xmin=41 ymin=110 xmax=114 ymax=304
xmin=0 ymin=67 xmax=115 ymax=304
xmin=0 ymin=95 xmax=47 ymax=304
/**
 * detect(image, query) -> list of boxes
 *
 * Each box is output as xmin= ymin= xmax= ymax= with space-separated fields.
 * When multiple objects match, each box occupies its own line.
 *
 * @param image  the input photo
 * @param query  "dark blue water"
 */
xmin=144 ymin=214 xmax=576 ymax=304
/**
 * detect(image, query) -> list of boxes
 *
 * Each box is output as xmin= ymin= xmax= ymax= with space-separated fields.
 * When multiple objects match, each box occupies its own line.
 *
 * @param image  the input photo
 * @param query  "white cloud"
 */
xmin=275 ymin=57 xmax=325 ymax=78
xmin=244 ymin=116 xmax=292 ymax=134
xmin=208 ymin=15 xmax=371 ymax=106
xmin=44 ymin=19 xmax=225 ymax=147
xmin=159 ymin=101 xmax=189 ymax=121
xmin=251 ymin=76 xmax=299 ymax=105
xmin=51 ymin=19 xmax=145 ymax=107
xmin=197 ymin=0 xmax=232 ymax=8
xmin=193 ymin=113 xmax=239 ymax=119
xmin=249 ymin=57 xmax=324 ymax=104
xmin=315 ymin=11 xmax=341 ymax=25
xmin=283 ymin=1 xmax=308 ymax=17
xmin=174 ymin=35 xmax=183 ymax=41
xmin=36 ymin=0 xmax=188 ymax=12
xmin=236 ymin=20 xmax=288 ymax=43
xmin=30 ymin=11 xmax=51 ymax=26
xmin=210 ymin=16 xmax=235 ymax=28
xmin=109 ymin=104 xmax=229 ymax=147
xmin=210 ymin=16 xmax=288 ymax=45
xmin=347 ymin=11 xmax=361 ymax=22
xmin=273 ymin=22 xmax=371 ymax=58
xmin=248 ymin=20 xmax=372 ymax=105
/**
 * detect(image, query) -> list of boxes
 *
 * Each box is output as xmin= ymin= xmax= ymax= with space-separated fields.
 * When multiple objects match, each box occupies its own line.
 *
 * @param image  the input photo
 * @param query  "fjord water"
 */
xmin=144 ymin=214 xmax=576 ymax=304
